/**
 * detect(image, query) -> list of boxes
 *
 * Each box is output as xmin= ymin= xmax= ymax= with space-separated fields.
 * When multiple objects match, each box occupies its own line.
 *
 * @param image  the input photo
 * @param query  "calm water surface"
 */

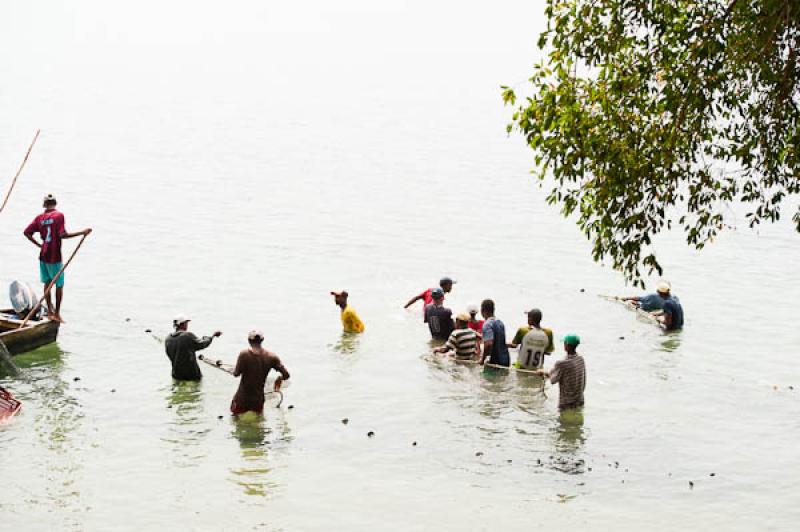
xmin=1 ymin=1 xmax=799 ymax=530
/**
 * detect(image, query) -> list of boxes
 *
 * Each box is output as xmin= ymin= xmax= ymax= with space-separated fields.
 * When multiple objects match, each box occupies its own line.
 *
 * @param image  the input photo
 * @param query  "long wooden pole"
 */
xmin=0 ymin=129 xmax=41 ymax=214
xmin=19 ymin=233 xmax=89 ymax=328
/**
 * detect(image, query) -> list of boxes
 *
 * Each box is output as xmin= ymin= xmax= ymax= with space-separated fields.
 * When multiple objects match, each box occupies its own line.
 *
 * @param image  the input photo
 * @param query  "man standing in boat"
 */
xmin=23 ymin=194 xmax=92 ymax=323
xmin=230 ymin=330 xmax=290 ymax=416
xmin=165 ymin=314 xmax=222 ymax=381
xmin=331 ymin=290 xmax=365 ymax=333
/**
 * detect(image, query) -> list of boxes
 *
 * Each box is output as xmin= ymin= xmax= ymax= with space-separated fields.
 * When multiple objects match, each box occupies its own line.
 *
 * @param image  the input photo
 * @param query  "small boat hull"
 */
xmin=0 ymin=310 xmax=60 ymax=355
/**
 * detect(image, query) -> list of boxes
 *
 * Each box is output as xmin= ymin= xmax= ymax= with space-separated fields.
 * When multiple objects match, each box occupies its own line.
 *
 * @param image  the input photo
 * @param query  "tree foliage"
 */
xmin=504 ymin=0 xmax=799 ymax=286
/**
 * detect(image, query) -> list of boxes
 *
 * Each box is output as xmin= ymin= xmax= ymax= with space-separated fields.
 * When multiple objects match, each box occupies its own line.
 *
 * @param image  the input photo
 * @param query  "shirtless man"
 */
xmin=230 ymin=331 xmax=290 ymax=416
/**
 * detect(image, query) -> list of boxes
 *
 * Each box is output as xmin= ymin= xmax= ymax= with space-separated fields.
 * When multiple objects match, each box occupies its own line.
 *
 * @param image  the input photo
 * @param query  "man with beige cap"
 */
xmin=622 ymin=280 xmax=675 ymax=312
xmin=434 ymin=312 xmax=479 ymax=360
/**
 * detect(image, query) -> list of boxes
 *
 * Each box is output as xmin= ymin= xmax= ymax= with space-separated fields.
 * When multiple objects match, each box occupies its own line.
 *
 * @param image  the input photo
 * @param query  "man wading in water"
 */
xmin=231 ymin=331 xmax=290 ymax=416
xmin=165 ymin=314 xmax=222 ymax=381
xmin=23 ymin=194 xmax=92 ymax=323
xmin=478 ymin=299 xmax=510 ymax=367
xmin=535 ymin=334 xmax=586 ymax=411
xmin=507 ymin=308 xmax=554 ymax=370
xmin=331 ymin=290 xmax=365 ymax=333
xmin=404 ymin=277 xmax=456 ymax=318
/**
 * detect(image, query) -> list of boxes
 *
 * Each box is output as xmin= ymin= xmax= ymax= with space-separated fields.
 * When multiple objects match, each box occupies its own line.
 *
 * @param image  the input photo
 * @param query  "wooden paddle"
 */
xmin=0 ymin=130 xmax=40 ymax=214
xmin=19 ymin=233 xmax=89 ymax=328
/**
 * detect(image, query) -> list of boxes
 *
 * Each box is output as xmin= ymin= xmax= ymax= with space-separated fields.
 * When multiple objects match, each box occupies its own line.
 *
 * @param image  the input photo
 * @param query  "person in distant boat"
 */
xmin=478 ymin=299 xmax=510 ymax=367
xmin=331 ymin=290 xmax=365 ymax=333
xmin=466 ymin=303 xmax=484 ymax=337
xmin=534 ymin=334 xmax=586 ymax=411
xmin=507 ymin=308 xmax=554 ymax=370
xmin=433 ymin=313 xmax=479 ymax=360
xmin=165 ymin=314 xmax=222 ymax=381
xmin=23 ymin=194 xmax=92 ymax=323
xmin=404 ymin=277 xmax=456 ymax=319
xmin=621 ymin=280 xmax=675 ymax=312
xmin=424 ymin=288 xmax=454 ymax=341
xmin=230 ymin=330 xmax=290 ymax=416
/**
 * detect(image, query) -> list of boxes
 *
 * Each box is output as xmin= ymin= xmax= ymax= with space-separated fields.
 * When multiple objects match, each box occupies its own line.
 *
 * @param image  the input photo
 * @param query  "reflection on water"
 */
xmin=163 ymin=380 xmax=209 ymax=467
xmin=653 ymin=334 xmax=683 ymax=380
xmin=332 ymin=332 xmax=361 ymax=355
xmin=229 ymin=410 xmax=292 ymax=498
xmin=555 ymin=408 xmax=586 ymax=454
xmin=3 ymin=344 xmax=86 ymax=523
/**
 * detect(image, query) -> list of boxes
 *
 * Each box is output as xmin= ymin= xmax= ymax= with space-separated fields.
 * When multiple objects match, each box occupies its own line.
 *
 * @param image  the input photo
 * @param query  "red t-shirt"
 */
xmin=24 ymin=209 xmax=66 ymax=263
xmin=468 ymin=320 xmax=485 ymax=336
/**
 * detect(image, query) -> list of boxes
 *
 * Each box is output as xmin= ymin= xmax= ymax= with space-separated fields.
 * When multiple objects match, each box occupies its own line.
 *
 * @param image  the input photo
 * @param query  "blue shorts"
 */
xmin=39 ymin=261 xmax=65 ymax=288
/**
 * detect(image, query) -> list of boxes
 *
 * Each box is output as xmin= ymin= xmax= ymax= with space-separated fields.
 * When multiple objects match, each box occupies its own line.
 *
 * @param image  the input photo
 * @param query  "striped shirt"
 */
xmin=549 ymin=352 xmax=586 ymax=410
xmin=444 ymin=328 xmax=478 ymax=359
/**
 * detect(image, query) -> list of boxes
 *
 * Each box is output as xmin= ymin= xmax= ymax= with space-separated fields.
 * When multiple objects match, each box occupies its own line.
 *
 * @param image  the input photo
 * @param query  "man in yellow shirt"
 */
xmin=330 ymin=290 xmax=365 ymax=333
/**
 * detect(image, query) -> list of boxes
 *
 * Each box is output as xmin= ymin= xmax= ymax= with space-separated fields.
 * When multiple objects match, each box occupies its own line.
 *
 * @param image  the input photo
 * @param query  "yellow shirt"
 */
xmin=341 ymin=305 xmax=365 ymax=333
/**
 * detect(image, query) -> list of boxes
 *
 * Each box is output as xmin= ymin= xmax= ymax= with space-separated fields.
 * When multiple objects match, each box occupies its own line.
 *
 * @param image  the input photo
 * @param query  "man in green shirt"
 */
xmin=507 ymin=308 xmax=554 ymax=369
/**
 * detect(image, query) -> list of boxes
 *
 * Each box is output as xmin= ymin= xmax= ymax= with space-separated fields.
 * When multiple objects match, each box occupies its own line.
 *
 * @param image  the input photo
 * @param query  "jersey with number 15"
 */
xmin=24 ymin=210 xmax=66 ymax=264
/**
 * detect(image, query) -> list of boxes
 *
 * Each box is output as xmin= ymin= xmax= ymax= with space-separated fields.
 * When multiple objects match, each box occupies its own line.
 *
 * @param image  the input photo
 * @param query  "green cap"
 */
xmin=563 ymin=334 xmax=581 ymax=346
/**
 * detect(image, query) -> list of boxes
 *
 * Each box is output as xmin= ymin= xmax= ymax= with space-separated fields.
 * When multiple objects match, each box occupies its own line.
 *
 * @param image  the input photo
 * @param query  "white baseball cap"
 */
xmin=248 ymin=330 xmax=264 ymax=342
xmin=173 ymin=314 xmax=190 ymax=325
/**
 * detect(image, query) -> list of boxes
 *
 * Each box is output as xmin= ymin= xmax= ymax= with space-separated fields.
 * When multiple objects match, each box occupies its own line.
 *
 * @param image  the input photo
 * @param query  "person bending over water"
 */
xmin=230 ymin=331 xmax=290 ymax=416
xmin=621 ymin=280 xmax=683 ymax=330
xmin=424 ymin=288 xmax=454 ymax=341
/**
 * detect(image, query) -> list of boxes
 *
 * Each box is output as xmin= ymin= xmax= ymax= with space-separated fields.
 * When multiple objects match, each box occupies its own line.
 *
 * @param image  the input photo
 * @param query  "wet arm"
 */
xmin=404 ymin=294 xmax=422 ymax=309
xmin=274 ymin=363 xmax=290 ymax=390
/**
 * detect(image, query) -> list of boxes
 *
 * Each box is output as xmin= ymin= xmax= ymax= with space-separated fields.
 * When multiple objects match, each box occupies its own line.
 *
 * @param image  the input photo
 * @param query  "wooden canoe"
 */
xmin=0 ymin=310 xmax=59 ymax=355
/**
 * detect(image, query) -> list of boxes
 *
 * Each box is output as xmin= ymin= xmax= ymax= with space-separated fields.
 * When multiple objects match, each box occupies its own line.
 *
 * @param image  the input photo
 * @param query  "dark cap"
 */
xmin=431 ymin=287 xmax=445 ymax=299
xmin=440 ymin=277 xmax=456 ymax=285
xmin=330 ymin=290 xmax=349 ymax=298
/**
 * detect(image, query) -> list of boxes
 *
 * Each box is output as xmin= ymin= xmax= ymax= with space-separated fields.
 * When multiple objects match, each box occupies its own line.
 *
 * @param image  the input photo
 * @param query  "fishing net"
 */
xmin=0 ymin=338 xmax=20 ymax=376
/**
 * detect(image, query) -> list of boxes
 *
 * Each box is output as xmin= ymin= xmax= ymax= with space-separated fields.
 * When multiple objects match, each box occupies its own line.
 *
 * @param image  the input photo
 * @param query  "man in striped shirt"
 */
xmin=535 ymin=334 xmax=586 ymax=411
xmin=433 ymin=313 xmax=479 ymax=360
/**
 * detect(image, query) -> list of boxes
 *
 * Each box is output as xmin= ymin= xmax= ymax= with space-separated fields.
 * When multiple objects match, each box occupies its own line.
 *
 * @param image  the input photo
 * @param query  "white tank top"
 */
xmin=518 ymin=328 xmax=549 ymax=369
